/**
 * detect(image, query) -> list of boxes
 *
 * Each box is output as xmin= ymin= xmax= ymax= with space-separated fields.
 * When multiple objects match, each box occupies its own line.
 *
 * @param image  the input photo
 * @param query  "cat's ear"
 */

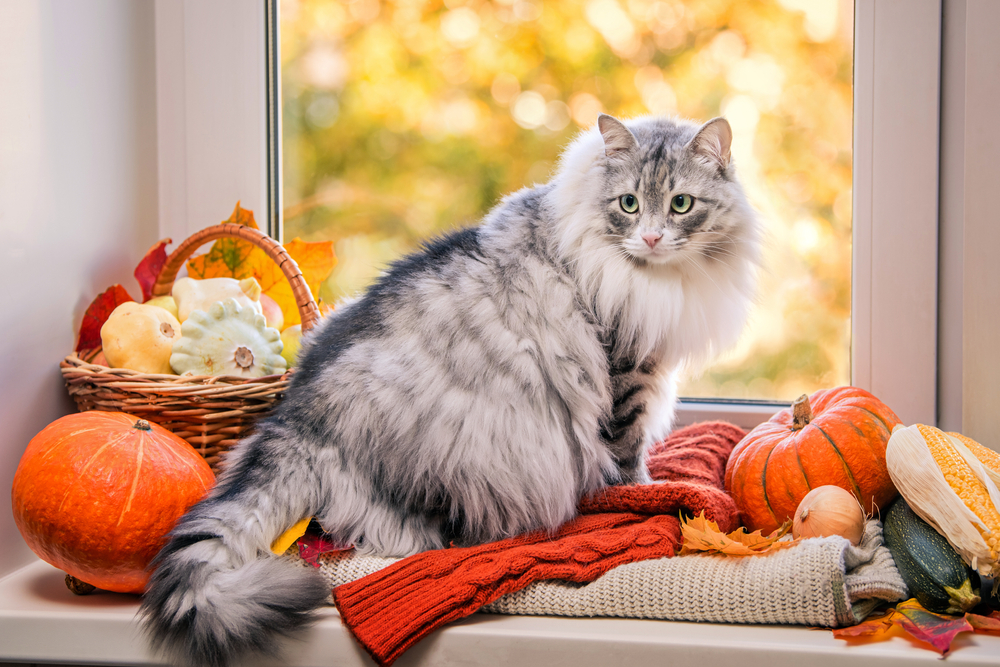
xmin=598 ymin=114 xmax=638 ymax=160
xmin=690 ymin=117 xmax=733 ymax=170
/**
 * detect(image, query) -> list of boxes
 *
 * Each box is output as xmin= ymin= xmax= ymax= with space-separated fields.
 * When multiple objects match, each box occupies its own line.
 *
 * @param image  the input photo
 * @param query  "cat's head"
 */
xmin=593 ymin=114 xmax=752 ymax=268
xmin=549 ymin=113 xmax=762 ymax=364
xmin=551 ymin=112 xmax=761 ymax=278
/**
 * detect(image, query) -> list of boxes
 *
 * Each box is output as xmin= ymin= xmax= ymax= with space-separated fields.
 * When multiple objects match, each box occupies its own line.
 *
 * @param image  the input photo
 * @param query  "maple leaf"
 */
xmin=832 ymin=609 xmax=897 ymax=639
xmin=75 ymin=284 xmax=134 ymax=353
xmin=225 ymin=200 xmax=258 ymax=228
xmin=966 ymin=610 xmax=1000 ymax=635
xmin=679 ymin=512 xmax=795 ymax=556
xmin=277 ymin=238 xmax=337 ymax=326
xmin=892 ymin=599 xmax=973 ymax=655
xmin=186 ymin=202 xmax=260 ymax=280
xmin=298 ymin=530 xmax=352 ymax=567
xmin=134 ymin=238 xmax=171 ymax=302
xmin=834 ymin=601 xmax=999 ymax=655
xmin=284 ymin=237 xmax=337 ymax=302
xmin=185 ymin=203 xmax=336 ymax=327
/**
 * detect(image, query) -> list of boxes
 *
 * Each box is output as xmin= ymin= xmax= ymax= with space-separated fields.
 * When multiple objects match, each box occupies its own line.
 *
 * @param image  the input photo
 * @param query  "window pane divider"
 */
xmin=851 ymin=0 xmax=940 ymax=426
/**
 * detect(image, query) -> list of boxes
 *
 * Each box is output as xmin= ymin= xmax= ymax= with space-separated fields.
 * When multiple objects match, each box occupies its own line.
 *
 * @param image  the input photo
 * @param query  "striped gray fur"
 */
xmin=140 ymin=114 xmax=762 ymax=667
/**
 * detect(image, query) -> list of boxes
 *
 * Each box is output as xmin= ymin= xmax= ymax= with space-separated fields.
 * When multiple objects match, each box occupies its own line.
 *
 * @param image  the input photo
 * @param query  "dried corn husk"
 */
xmin=885 ymin=423 xmax=1000 ymax=578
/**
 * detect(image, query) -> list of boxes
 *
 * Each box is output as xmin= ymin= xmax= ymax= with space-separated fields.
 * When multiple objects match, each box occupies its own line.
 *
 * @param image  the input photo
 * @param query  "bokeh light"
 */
xmin=280 ymin=0 xmax=854 ymax=401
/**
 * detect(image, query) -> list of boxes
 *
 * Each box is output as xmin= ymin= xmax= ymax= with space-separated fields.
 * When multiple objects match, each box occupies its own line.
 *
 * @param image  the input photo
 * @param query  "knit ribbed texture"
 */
xmin=328 ymin=421 xmax=742 ymax=667
xmin=295 ymin=520 xmax=907 ymax=628
xmin=480 ymin=519 xmax=907 ymax=626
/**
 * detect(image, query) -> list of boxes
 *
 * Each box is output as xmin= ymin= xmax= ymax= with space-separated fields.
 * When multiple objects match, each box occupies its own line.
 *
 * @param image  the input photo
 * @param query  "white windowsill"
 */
xmin=675 ymin=401 xmax=784 ymax=431
xmin=2 ymin=558 xmax=999 ymax=667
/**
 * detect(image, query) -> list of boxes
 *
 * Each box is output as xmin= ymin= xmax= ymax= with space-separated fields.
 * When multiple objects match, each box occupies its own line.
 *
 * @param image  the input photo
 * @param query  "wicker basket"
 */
xmin=60 ymin=224 xmax=322 ymax=473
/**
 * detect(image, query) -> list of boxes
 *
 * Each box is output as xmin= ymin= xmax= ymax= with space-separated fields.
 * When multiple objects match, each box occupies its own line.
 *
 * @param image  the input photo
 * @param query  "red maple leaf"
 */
xmin=75 ymin=284 xmax=134 ymax=352
xmin=298 ymin=531 xmax=352 ymax=567
xmin=134 ymin=238 xmax=171 ymax=302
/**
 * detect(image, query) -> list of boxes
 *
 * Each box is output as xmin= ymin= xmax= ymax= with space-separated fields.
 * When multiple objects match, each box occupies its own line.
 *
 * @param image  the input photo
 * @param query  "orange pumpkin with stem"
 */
xmin=11 ymin=411 xmax=214 ymax=594
xmin=724 ymin=386 xmax=901 ymax=534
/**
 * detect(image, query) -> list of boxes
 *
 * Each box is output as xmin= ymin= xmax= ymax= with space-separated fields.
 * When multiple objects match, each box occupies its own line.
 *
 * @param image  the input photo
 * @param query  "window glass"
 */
xmin=279 ymin=0 xmax=853 ymax=401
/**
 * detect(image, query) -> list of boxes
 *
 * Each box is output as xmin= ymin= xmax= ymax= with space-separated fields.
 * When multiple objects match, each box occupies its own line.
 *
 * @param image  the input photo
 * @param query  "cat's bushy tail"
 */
xmin=139 ymin=429 xmax=330 ymax=667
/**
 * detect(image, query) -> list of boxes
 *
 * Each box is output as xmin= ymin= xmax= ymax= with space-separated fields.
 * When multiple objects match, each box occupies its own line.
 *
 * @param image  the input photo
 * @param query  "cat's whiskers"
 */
xmin=686 ymin=234 xmax=742 ymax=267
xmin=678 ymin=247 xmax=727 ymax=293
xmin=609 ymin=245 xmax=641 ymax=272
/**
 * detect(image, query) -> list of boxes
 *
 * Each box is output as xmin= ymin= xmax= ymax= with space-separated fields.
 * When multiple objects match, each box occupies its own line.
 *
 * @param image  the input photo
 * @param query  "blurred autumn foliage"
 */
xmin=280 ymin=0 xmax=853 ymax=401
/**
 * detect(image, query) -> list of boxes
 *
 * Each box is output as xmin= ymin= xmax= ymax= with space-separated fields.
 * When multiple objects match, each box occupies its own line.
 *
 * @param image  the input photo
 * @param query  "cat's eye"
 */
xmin=619 ymin=194 xmax=639 ymax=214
xmin=671 ymin=194 xmax=693 ymax=214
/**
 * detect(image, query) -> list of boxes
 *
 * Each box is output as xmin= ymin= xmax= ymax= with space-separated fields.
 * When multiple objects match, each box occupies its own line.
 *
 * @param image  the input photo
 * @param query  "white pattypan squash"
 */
xmin=172 ymin=276 xmax=263 ymax=323
xmin=170 ymin=298 xmax=286 ymax=377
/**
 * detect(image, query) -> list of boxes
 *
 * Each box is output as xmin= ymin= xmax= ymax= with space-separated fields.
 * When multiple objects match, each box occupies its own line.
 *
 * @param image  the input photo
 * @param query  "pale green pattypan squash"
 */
xmin=172 ymin=276 xmax=263 ymax=323
xmin=170 ymin=298 xmax=286 ymax=377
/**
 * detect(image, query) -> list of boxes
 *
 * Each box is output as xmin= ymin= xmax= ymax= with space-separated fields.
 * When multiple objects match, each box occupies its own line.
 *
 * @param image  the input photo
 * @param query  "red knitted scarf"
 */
xmin=332 ymin=421 xmax=745 ymax=666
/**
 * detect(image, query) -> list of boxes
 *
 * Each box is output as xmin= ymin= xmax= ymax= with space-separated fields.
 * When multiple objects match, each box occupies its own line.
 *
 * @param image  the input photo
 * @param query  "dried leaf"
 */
xmin=892 ymin=599 xmax=973 ymax=655
xmin=967 ymin=610 xmax=1000 ymax=635
xmin=271 ymin=517 xmax=311 ymax=555
xmin=679 ymin=512 xmax=795 ymax=556
xmin=185 ymin=204 xmax=336 ymax=327
xmin=834 ymin=603 xmax=1000 ymax=654
xmin=75 ymin=284 xmax=134 ymax=352
xmin=134 ymin=238 xmax=171 ymax=302
xmin=723 ymin=523 xmax=796 ymax=554
xmin=298 ymin=530 xmax=352 ymax=567
xmin=832 ymin=609 xmax=898 ymax=639
xmin=284 ymin=238 xmax=337 ymax=297
xmin=186 ymin=203 xmax=261 ymax=280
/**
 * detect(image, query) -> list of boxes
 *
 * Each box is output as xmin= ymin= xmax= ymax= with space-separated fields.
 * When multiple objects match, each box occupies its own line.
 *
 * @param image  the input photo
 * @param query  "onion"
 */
xmin=792 ymin=485 xmax=866 ymax=545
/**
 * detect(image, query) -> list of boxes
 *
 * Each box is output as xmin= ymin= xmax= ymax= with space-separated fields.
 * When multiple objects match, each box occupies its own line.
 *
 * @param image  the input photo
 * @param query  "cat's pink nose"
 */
xmin=641 ymin=232 xmax=663 ymax=248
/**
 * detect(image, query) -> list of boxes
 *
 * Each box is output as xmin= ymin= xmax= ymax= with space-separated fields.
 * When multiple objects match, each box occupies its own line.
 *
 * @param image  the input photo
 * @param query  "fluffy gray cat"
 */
xmin=141 ymin=114 xmax=761 ymax=666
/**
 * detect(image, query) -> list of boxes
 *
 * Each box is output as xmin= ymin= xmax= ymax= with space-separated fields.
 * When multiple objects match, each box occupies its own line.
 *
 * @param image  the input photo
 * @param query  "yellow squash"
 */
xmin=100 ymin=301 xmax=181 ymax=374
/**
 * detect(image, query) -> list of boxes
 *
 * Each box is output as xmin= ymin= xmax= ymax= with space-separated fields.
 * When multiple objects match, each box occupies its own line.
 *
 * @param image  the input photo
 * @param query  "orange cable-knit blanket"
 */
xmin=332 ymin=421 xmax=746 ymax=666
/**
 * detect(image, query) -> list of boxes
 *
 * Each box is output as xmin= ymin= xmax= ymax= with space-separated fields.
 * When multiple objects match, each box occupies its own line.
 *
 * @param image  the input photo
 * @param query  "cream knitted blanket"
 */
xmin=290 ymin=520 xmax=907 ymax=628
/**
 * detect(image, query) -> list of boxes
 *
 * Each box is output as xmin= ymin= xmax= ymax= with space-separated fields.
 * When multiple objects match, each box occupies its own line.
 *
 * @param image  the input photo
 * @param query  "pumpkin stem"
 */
xmin=133 ymin=419 xmax=151 ymax=431
xmin=791 ymin=394 xmax=812 ymax=431
xmin=65 ymin=574 xmax=96 ymax=595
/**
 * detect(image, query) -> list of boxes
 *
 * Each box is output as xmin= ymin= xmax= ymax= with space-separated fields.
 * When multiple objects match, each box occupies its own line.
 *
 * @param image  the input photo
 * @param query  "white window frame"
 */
xmin=850 ymin=0 xmax=940 ymax=427
xmin=155 ymin=0 xmax=945 ymax=431
xmin=8 ymin=6 xmax=1000 ymax=667
xmin=154 ymin=0 xmax=271 ymax=242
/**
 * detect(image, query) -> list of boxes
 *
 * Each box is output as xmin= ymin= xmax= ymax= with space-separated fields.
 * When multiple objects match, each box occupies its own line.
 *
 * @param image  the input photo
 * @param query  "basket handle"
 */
xmin=151 ymin=224 xmax=322 ymax=333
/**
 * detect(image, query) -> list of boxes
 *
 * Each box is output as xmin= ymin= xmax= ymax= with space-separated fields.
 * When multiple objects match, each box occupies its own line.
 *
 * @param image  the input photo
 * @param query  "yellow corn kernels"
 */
xmin=948 ymin=431 xmax=1000 ymax=487
xmin=886 ymin=423 xmax=1000 ymax=577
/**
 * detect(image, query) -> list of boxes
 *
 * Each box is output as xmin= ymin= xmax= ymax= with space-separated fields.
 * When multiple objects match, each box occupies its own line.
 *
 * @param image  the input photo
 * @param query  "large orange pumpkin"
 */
xmin=724 ymin=386 xmax=901 ymax=534
xmin=11 ymin=411 xmax=214 ymax=593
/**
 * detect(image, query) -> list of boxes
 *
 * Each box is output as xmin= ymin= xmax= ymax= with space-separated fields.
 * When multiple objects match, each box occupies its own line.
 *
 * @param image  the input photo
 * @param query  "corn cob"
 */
xmin=885 ymin=423 xmax=1000 ymax=577
xmin=948 ymin=431 xmax=1000 ymax=487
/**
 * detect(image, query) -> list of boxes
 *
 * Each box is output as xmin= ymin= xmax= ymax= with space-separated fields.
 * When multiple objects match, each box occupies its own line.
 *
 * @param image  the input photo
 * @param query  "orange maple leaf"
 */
xmin=832 ymin=609 xmax=897 ymax=639
xmin=966 ymin=610 xmax=1000 ymax=635
xmin=186 ymin=202 xmax=262 ymax=280
xmin=679 ymin=512 xmax=795 ymax=556
xmin=284 ymin=237 xmax=337 ymax=300
xmin=185 ymin=203 xmax=337 ymax=327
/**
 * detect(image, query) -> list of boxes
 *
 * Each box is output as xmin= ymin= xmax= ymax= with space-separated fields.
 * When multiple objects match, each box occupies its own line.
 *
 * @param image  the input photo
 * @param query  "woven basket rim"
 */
xmin=66 ymin=223 xmax=314 ymax=385
xmin=62 ymin=350 xmax=292 ymax=386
